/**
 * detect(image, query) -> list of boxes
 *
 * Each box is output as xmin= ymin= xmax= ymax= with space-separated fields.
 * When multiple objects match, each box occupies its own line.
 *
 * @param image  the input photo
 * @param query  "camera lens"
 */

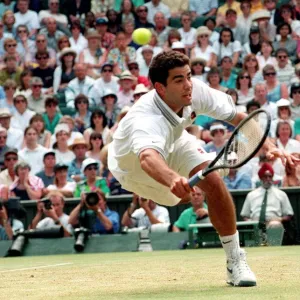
xmin=85 ymin=192 xmax=99 ymax=206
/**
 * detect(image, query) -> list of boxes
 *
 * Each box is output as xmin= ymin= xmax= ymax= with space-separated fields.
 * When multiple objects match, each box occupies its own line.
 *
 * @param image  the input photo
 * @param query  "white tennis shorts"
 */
xmin=109 ymin=131 xmax=213 ymax=206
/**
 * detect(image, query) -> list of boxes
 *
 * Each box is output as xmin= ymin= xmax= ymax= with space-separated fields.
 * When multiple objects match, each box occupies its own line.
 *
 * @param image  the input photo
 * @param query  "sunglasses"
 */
xmin=102 ymin=69 xmax=112 ymax=73
xmin=37 ymin=56 xmax=48 ymax=60
xmin=5 ymin=156 xmax=17 ymax=161
xmin=265 ymin=72 xmax=276 ymax=76
xmin=32 ymin=85 xmax=42 ymax=88
xmin=292 ymin=90 xmax=300 ymax=94
xmin=278 ymin=55 xmax=287 ymax=59
xmin=18 ymin=29 xmax=27 ymax=34
xmin=129 ymin=66 xmax=138 ymax=70
xmin=91 ymin=136 xmax=102 ymax=140
xmin=86 ymin=165 xmax=97 ymax=171
xmin=15 ymin=99 xmax=26 ymax=103
xmin=7 ymin=44 xmax=17 ymax=48
xmin=240 ymin=75 xmax=250 ymax=79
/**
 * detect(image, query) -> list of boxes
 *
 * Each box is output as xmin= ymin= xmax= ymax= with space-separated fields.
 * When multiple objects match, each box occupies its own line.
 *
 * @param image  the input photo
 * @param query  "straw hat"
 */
xmin=86 ymin=29 xmax=101 ymax=40
xmin=118 ymin=70 xmax=136 ymax=81
xmin=68 ymin=138 xmax=88 ymax=151
xmin=196 ymin=26 xmax=211 ymax=37
xmin=251 ymin=9 xmax=271 ymax=22
xmin=133 ymin=84 xmax=149 ymax=95
xmin=0 ymin=108 xmax=12 ymax=118
xmin=59 ymin=47 xmax=77 ymax=61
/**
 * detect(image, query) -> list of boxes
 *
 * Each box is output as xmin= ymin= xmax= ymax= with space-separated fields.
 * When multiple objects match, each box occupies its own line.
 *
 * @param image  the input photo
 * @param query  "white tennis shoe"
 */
xmin=226 ymin=249 xmax=257 ymax=287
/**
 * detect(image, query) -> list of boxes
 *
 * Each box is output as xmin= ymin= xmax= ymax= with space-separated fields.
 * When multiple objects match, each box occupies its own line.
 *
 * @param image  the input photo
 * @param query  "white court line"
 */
xmin=0 ymin=262 xmax=73 ymax=273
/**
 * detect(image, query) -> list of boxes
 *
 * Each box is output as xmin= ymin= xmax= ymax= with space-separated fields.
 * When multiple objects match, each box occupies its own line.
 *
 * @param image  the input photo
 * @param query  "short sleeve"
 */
xmin=157 ymin=207 xmax=170 ymax=223
xmin=240 ymin=194 xmax=251 ymax=218
xmin=232 ymin=41 xmax=242 ymax=53
xmin=280 ymin=192 xmax=294 ymax=216
xmin=212 ymin=41 xmax=220 ymax=55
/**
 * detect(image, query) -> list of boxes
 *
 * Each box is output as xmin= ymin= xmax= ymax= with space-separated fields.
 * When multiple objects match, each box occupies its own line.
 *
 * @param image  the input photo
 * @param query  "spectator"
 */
xmin=203 ymin=17 xmax=219 ymax=45
xmin=61 ymin=0 xmax=91 ymax=24
xmin=226 ymin=88 xmax=246 ymax=113
xmin=26 ymin=34 xmax=56 ymax=68
xmin=15 ymin=24 xmax=35 ymax=60
xmin=56 ymin=35 xmax=72 ymax=59
xmin=152 ymin=12 xmax=171 ymax=47
xmin=132 ymin=83 xmax=148 ymax=104
xmin=83 ymin=11 xmax=96 ymax=34
xmin=145 ymin=0 xmax=170 ymax=25
xmin=204 ymin=123 xmax=227 ymax=154
xmin=190 ymin=26 xmax=213 ymax=68
xmin=137 ymin=45 xmax=154 ymax=78
xmin=256 ymin=40 xmax=277 ymax=70
xmin=163 ymin=28 xmax=181 ymax=52
xmin=0 ymin=126 xmax=9 ymax=169
xmin=92 ymin=62 xmax=120 ymax=104
xmin=189 ymin=0 xmax=217 ymax=19
xmin=107 ymin=31 xmax=136 ymax=74
xmin=86 ymin=132 xmax=104 ymax=164
xmin=177 ymin=12 xmax=196 ymax=55
xmin=10 ymin=94 xmax=35 ymax=131
xmin=106 ymin=9 xmax=121 ymax=35
xmin=116 ymin=70 xmax=135 ymax=109
xmin=123 ymin=19 xmax=139 ymax=50
xmin=190 ymin=58 xmax=207 ymax=83
xmin=100 ymin=89 xmax=120 ymax=128
xmin=84 ymin=109 xmax=110 ymax=145
xmin=74 ymin=94 xmax=92 ymax=133
xmin=35 ymin=150 xmax=56 ymax=187
xmin=0 ymin=79 xmax=17 ymax=114
xmin=275 ymin=121 xmax=300 ymax=154
xmin=45 ymin=163 xmax=76 ymax=197
xmin=10 ymin=161 xmax=44 ymax=200
xmin=15 ymin=69 xmax=32 ymax=98
xmin=122 ymin=195 xmax=170 ymax=231
xmin=128 ymin=60 xmax=149 ymax=86
xmin=95 ymin=17 xmax=116 ymax=50
xmin=69 ymin=189 xmax=119 ymax=234
xmin=0 ymin=1 xmax=15 ymax=19
xmin=116 ymin=0 xmax=137 ymax=25
xmin=274 ymin=48 xmax=295 ymax=87
xmin=14 ymin=0 xmax=39 ymax=38
xmin=236 ymin=70 xmax=254 ymax=106
xmin=246 ymin=99 xmax=260 ymax=114
xmin=241 ymin=163 xmax=294 ymax=232
xmin=53 ymin=123 xmax=75 ymax=164
xmin=243 ymin=54 xmax=260 ymax=84
xmin=65 ymin=63 xmax=96 ymax=109
xmin=135 ymin=5 xmax=155 ymax=29
xmin=29 ymin=114 xmax=51 ymax=148
xmin=206 ymin=67 xmax=227 ymax=92
xmin=237 ymin=0 xmax=252 ymax=37
xmin=0 ymin=204 xmax=23 ymax=240
xmin=251 ymin=9 xmax=276 ymax=42
xmin=32 ymin=50 xmax=55 ymax=92
xmin=0 ymin=18 xmax=13 ymax=57
xmin=79 ymin=29 xmax=108 ymax=79
xmin=3 ymin=10 xmax=15 ymax=36
xmin=0 ymin=148 xmax=18 ymax=185
xmin=0 ymin=107 xmax=23 ymax=150
xmin=282 ymin=153 xmax=300 ymax=187
xmin=211 ymin=27 xmax=241 ymax=68
xmin=162 ymin=0 xmax=187 ymax=18
xmin=173 ymin=186 xmax=209 ymax=232
xmin=18 ymin=126 xmax=47 ymax=174
xmin=74 ymin=158 xmax=110 ymax=197
xmin=263 ymin=64 xmax=288 ymax=103
xmin=290 ymin=83 xmax=300 ymax=120
xmin=67 ymin=138 xmax=88 ymax=182
xmin=30 ymin=191 xmax=72 ymax=236
xmin=91 ymin=0 xmax=114 ymax=18
xmin=263 ymin=0 xmax=277 ymax=25
xmin=242 ymin=25 xmax=261 ymax=59
xmin=69 ymin=21 xmax=88 ymax=57
xmin=216 ymin=0 xmax=242 ymax=27
xmin=220 ymin=56 xmax=237 ymax=89
xmin=27 ymin=77 xmax=47 ymax=114
xmin=0 ymin=54 xmax=22 ymax=86
xmin=53 ymin=47 xmax=76 ymax=94
xmin=42 ymin=97 xmax=62 ymax=134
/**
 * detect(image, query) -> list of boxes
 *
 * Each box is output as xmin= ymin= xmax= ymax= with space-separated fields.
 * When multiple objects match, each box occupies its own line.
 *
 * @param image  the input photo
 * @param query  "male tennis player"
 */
xmin=108 ymin=51 xmax=297 ymax=287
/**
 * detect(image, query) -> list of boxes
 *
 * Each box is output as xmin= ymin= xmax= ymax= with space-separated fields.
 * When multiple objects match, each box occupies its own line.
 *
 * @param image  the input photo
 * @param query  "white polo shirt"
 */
xmin=109 ymin=78 xmax=236 ymax=186
xmin=14 ymin=10 xmax=40 ymax=32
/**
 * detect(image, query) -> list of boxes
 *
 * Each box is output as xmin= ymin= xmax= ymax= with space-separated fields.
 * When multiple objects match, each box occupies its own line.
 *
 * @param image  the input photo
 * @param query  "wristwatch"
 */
xmin=54 ymin=220 xmax=61 ymax=225
xmin=97 ymin=208 xmax=102 ymax=214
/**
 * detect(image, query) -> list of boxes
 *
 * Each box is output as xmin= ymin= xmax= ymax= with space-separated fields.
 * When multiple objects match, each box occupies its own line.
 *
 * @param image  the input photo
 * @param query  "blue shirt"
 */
xmin=221 ymin=72 xmax=237 ymax=89
xmin=224 ymin=171 xmax=252 ymax=190
xmin=68 ymin=159 xmax=83 ymax=179
xmin=92 ymin=208 xmax=120 ymax=234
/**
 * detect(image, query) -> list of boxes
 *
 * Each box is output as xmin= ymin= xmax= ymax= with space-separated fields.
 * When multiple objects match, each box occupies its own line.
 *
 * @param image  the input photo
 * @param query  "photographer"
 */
xmin=29 ymin=191 xmax=72 ymax=237
xmin=121 ymin=194 xmax=170 ymax=230
xmin=69 ymin=189 xmax=119 ymax=234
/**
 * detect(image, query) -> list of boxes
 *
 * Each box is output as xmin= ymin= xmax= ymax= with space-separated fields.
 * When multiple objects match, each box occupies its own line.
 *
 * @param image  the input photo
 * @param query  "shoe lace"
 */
xmin=233 ymin=251 xmax=251 ymax=275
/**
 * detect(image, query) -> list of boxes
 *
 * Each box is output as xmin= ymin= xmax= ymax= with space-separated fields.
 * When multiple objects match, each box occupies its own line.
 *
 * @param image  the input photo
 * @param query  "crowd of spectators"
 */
xmin=0 ymin=0 xmax=299 ymax=243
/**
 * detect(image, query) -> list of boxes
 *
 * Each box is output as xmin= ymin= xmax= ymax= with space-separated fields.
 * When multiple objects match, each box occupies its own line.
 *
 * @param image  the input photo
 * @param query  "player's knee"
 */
xmin=200 ymin=171 xmax=224 ymax=195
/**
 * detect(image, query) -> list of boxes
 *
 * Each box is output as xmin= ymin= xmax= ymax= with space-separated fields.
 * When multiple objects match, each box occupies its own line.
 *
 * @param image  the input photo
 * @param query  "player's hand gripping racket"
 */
xmin=189 ymin=109 xmax=271 ymax=187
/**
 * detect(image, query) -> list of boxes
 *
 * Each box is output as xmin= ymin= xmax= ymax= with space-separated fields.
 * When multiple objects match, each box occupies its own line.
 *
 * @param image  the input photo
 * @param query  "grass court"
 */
xmin=1 ymin=246 xmax=300 ymax=300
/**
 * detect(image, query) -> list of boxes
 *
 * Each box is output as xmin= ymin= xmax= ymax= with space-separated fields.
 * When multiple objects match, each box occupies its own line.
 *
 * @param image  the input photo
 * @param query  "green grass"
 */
xmin=1 ymin=247 xmax=300 ymax=300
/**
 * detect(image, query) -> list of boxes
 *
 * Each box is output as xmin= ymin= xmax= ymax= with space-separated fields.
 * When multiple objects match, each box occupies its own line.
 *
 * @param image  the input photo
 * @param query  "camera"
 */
xmin=41 ymin=198 xmax=52 ymax=210
xmin=85 ymin=192 xmax=99 ymax=206
xmin=74 ymin=227 xmax=90 ymax=252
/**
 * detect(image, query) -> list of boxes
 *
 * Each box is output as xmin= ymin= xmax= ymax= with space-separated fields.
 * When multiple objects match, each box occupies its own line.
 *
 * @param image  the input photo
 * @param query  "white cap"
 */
xmin=209 ymin=124 xmax=227 ymax=132
xmin=133 ymin=83 xmax=149 ymax=95
xmin=171 ymin=41 xmax=185 ymax=49
xmin=54 ymin=123 xmax=70 ymax=135
xmin=81 ymin=158 xmax=99 ymax=173
xmin=276 ymin=98 xmax=290 ymax=107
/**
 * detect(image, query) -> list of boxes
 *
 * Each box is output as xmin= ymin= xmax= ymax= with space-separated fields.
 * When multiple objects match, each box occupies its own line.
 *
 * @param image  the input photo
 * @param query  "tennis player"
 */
xmin=108 ymin=51 xmax=297 ymax=287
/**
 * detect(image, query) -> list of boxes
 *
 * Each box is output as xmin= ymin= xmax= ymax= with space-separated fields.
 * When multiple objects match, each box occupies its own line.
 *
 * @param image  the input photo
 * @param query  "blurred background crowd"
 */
xmin=0 ymin=0 xmax=299 ymax=242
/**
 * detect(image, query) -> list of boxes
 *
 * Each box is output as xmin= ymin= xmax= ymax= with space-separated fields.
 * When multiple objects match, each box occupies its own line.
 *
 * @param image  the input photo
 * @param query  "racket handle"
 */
xmin=188 ymin=171 xmax=204 ymax=187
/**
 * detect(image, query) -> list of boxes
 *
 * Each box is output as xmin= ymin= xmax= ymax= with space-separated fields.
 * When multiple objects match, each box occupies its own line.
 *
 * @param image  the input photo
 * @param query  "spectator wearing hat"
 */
xmin=133 ymin=84 xmax=149 ymax=103
xmin=65 ymin=63 xmax=95 ymax=109
xmin=45 ymin=163 xmax=76 ymax=197
xmin=36 ymin=150 xmax=56 ymax=187
xmin=42 ymin=97 xmax=62 ymax=134
xmin=0 ymin=126 xmax=9 ymax=170
xmin=73 ymin=94 xmax=92 ymax=133
xmin=135 ymin=5 xmax=155 ymax=30
xmin=27 ymin=77 xmax=47 ymax=114
xmin=128 ymin=60 xmax=149 ymax=87
xmin=251 ymin=9 xmax=276 ymax=42
xmin=10 ymin=94 xmax=35 ymax=132
xmin=290 ymin=83 xmax=300 ymax=119
xmin=190 ymin=26 xmax=213 ymax=67
xmin=67 ymin=138 xmax=88 ymax=182
xmin=100 ymin=89 xmax=120 ymax=128
xmin=0 ymin=79 xmax=17 ymax=114
xmin=204 ymin=123 xmax=227 ymax=154
xmin=53 ymin=47 xmax=76 ymax=94
xmin=241 ymin=163 xmax=293 ymax=231
xmin=107 ymin=31 xmax=136 ymax=74
xmin=10 ymin=161 xmax=44 ymax=200
xmin=116 ymin=70 xmax=135 ymax=109
xmin=190 ymin=58 xmax=207 ymax=83
xmin=79 ymin=29 xmax=108 ymax=79
xmin=74 ymin=158 xmax=110 ymax=197
xmin=0 ymin=148 xmax=18 ymax=185
xmin=0 ymin=54 xmax=22 ymax=86
xmin=92 ymin=62 xmax=120 ymax=104
xmin=95 ymin=17 xmax=115 ymax=50
xmin=0 ymin=108 xmax=23 ymax=150
xmin=270 ymin=99 xmax=295 ymax=139
xmin=138 ymin=45 xmax=154 ymax=77
xmin=241 ymin=25 xmax=261 ymax=59
xmin=274 ymin=48 xmax=295 ymax=86
xmin=18 ymin=126 xmax=47 ymax=175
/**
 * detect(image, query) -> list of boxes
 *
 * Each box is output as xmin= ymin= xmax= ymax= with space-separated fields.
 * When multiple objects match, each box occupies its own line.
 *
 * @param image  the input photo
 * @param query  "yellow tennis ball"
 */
xmin=132 ymin=28 xmax=152 ymax=45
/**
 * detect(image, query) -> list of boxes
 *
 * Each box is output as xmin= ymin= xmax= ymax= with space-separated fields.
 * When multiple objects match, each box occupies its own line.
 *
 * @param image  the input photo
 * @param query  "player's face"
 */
xmin=160 ymin=65 xmax=193 ymax=112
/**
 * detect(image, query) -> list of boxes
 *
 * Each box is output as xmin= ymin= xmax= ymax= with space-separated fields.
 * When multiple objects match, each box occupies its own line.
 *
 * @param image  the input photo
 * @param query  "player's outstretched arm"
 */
xmin=139 ymin=149 xmax=193 ymax=199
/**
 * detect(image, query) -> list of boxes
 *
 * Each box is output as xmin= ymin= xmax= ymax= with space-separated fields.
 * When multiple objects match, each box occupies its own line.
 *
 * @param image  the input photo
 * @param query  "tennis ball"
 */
xmin=132 ymin=28 xmax=152 ymax=45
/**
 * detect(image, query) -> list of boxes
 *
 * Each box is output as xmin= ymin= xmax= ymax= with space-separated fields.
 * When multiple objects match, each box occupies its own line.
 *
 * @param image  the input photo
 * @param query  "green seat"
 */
xmin=192 ymin=16 xmax=206 ymax=28
xmin=169 ymin=17 xmax=181 ymax=29
xmin=60 ymin=107 xmax=75 ymax=116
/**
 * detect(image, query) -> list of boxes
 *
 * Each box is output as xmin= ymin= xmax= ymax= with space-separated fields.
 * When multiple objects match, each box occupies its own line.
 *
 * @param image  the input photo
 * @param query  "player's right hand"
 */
xmin=170 ymin=176 xmax=194 ymax=199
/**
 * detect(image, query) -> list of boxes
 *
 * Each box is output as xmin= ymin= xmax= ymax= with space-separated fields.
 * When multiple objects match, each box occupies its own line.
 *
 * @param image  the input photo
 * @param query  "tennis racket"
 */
xmin=189 ymin=109 xmax=271 ymax=187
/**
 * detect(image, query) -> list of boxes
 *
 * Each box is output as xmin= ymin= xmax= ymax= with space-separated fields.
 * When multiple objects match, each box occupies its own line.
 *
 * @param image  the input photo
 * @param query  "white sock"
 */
xmin=219 ymin=231 xmax=240 ymax=260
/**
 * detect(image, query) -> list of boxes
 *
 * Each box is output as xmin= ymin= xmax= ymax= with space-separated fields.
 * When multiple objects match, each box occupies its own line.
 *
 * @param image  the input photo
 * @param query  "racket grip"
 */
xmin=188 ymin=171 xmax=204 ymax=187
